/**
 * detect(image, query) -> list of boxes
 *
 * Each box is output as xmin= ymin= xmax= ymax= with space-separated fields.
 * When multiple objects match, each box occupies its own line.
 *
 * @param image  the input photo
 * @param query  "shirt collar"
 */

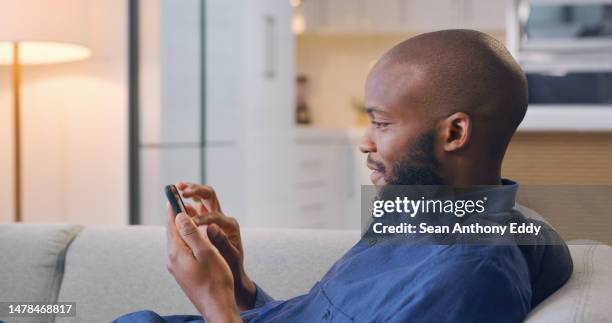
xmin=462 ymin=178 xmax=518 ymax=214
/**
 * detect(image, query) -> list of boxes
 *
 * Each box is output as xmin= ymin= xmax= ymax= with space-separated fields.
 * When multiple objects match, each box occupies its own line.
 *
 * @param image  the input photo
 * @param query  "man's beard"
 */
xmin=369 ymin=130 xmax=444 ymax=186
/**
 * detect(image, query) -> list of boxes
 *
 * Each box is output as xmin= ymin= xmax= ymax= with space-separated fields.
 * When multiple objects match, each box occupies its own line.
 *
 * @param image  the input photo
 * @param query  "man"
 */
xmin=116 ymin=30 xmax=572 ymax=322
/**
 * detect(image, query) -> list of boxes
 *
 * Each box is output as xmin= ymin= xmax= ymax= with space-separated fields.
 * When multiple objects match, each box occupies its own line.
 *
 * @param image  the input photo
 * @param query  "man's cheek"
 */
xmin=379 ymin=153 xmax=394 ymax=174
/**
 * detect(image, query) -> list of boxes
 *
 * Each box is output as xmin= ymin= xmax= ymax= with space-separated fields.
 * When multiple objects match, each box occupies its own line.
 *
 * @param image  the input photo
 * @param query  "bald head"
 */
xmin=371 ymin=29 xmax=527 ymax=132
xmin=362 ymin=30 xmax=528 ymax=185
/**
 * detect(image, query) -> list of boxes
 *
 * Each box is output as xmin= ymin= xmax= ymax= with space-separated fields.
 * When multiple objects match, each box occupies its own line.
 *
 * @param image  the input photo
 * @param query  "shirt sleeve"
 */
xmin=253 ymin=283 xmax=275 ymax=308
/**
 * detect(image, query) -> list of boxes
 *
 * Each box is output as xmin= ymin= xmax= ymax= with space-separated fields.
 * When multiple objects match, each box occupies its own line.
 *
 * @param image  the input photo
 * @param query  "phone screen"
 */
xmin=165 ymin=185 xmax=187 ymax=216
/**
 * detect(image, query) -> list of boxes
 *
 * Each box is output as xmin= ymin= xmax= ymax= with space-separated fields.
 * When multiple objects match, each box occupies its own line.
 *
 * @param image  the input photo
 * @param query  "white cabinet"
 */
xmin=302 ymin=0 xmax=389 ymax=33
xmin=404 ymin=0 xmax=507 ymax=32
xmin=205 ymin=0 xmax=298 ymax=227
xmin=243 ymin=0 xmax=295 ymax=130
xmin=291 ymin=129 xmax=359 ymax=229
xmin=206 ymin=0 xmax=295 ymax=143
xmin=204 ymin=144 xmax=246 ymax=221
xmin=308 ymin=0 xmax=401 ymax=34
xmin=301 ymin=0 xmax=507 ymax=34
xmin=460 ymin=0 xmax=507 ymax=31
xmin=362 ymin=0 xmax=404 ymax=33
xmin=137 ymin=0 xmax=296 ymax=225
xmin=401 ymin=0 xmax=462 ymax=32
xmin=294 ymin=139 xmax=345 ymax=228
xmin=205 ymin=0 xmax=244 ymax=143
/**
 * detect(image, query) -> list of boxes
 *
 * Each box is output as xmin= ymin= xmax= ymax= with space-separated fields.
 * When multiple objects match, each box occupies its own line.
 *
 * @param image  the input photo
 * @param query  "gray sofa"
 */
xmin=1 ymin=224 xmax=611 ymax=322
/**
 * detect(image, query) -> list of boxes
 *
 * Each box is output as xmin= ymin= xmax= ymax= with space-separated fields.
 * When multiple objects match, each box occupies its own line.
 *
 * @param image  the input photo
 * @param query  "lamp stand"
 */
xmin=12 ymin=42 xmax=21 ymax=222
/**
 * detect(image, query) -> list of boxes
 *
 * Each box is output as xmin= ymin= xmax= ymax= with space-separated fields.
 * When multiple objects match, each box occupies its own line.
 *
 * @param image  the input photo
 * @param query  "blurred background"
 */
xmin=0 ymin=0 xmax=611 ymax=229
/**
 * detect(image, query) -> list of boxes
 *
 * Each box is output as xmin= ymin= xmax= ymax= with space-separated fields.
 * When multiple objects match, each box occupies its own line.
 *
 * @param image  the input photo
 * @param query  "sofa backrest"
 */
xmin=55 ymin=226 xmax=199 ymax=322
xmin=54 ymin=226 xmax=359 ymax=322
xmin=526 ymin=243 xmax=612 ymax=322
xmin=2 ymin=224 xmax=612 ymax=322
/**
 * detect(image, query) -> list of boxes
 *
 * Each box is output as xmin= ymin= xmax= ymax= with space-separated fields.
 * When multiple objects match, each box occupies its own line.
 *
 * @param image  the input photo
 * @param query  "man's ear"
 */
xmin=439 ymin=112 xmax=472 ymax=152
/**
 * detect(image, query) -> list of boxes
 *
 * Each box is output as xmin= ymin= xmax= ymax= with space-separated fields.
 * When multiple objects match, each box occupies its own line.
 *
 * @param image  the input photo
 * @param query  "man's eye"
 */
xmin=371 ymin=121 xmax=390 ymax=129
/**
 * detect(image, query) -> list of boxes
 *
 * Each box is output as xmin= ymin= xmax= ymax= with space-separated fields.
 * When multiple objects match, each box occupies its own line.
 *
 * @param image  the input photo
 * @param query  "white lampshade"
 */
xmin=0 ymin=0 xmax=91 ymax=65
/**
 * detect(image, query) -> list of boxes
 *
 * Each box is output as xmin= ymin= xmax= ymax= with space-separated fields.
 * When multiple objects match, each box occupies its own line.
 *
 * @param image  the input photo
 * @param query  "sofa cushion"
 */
xmin=526 ymin=243 xmax=612 ymax=322
xmin=55 ymin=226 xmax=197 ymax=322
xmin=0 ymin=224 xmax=82 ymax=323
xmin=54 ymin=226 xmax=358 ymax=322
xmin=242 ymin=228 xmax=360 ymax=300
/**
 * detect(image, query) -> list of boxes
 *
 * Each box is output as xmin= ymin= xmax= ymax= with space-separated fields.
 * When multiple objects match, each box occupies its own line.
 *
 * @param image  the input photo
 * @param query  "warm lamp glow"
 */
xmin=0 ymin=41 xmax=90 ymax=65
xmin=1 ymin=0 xmax=93 ymax=222
xmin=292 ymin=11 xmax=306 ymax=35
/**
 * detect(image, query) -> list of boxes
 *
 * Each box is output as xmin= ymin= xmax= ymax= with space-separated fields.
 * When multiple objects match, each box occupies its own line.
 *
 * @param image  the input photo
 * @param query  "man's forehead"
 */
xmin=364 ymin=62 xmax=429 ymax=115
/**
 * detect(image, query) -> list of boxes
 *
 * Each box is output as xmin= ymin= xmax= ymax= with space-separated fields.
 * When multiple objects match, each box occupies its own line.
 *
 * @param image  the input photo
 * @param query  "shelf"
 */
xmin=519 ymin=106 xmax=612 ymax=132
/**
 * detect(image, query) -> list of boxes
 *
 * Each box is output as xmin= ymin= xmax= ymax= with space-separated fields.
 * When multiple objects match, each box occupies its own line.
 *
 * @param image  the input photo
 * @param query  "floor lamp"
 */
xmin=0 ymin=0 xmax=91 ymax=222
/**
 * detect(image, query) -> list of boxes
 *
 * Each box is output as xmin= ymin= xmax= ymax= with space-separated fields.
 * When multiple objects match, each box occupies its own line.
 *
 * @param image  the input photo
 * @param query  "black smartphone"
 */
xmin=165 ymin=184 xmax=187 ymax=216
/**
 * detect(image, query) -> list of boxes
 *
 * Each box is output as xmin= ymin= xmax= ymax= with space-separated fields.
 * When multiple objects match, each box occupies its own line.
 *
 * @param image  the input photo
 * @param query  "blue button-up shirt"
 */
xmin=116 ymin=180 xmax=572 ymax=322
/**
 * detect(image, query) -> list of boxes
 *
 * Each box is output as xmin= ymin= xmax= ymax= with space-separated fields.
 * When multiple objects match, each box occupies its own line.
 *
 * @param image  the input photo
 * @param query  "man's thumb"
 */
xmin=176 ymin=213 xmax=207 ymax=255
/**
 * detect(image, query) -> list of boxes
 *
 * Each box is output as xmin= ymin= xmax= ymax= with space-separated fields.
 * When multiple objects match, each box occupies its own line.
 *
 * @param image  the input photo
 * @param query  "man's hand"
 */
xmin=176 ymin=182 xmax=258 ymax=311
xmin=166 ymin=208 xmax=241 ymax=322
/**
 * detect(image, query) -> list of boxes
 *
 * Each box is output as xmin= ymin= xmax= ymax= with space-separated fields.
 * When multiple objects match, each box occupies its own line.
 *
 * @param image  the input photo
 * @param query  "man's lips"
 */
xmin=367 ymin=163 xmax=385 ymax=185
xmin=366 ymin=163 xmax=380 ymax=172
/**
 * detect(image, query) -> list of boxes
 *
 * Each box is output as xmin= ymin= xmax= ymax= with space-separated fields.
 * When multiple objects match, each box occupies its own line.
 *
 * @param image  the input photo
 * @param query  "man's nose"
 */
xmin=359 ymin=128 xmax=376 ymax=154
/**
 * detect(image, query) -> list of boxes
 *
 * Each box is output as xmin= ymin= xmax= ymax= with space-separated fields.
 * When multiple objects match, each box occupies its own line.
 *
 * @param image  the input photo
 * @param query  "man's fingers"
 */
xmin=192 ymin=214 xmax=207 ymax=226
xmin=181 ymin=184 xmax=213 ymax=199
xmin=180 ymin=185 xmax=222 ymax=212
xmin=175 ymin=213 xmax=210 ymax=259
xmin=195 ymin=199 xmax=209 ymax=215
xmin=176 ymin=181 xmax=220 ymax=213
xmin=193 ymin=212 xmax=231 ymax=227
xmin=175 ymin=181 xmax=189 ymax=190
xmin=184 ymin=203 xmax=199 ymax=217
xmin=207 ymin=223 xmax=239 ymax=263
xmin=191 ymin=213 xmax=226 ymax=229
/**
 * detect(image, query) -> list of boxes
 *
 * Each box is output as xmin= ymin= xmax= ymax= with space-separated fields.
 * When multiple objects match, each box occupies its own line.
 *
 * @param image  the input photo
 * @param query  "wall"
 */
xmin=0 ymin=57 xmax=13 ymax=222
xmin=297 ymin=34 xmax=406 ymax=129
xmin=0 ymin=0 xmax=127 ymax=224
xmin=504 ymin=132 xmax=612 ymax=184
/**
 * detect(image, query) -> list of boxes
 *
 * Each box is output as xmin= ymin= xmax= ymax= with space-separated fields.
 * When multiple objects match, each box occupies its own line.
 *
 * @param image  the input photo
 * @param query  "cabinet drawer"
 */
xmin=295 ymin=143 xmax=341 ymax=183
